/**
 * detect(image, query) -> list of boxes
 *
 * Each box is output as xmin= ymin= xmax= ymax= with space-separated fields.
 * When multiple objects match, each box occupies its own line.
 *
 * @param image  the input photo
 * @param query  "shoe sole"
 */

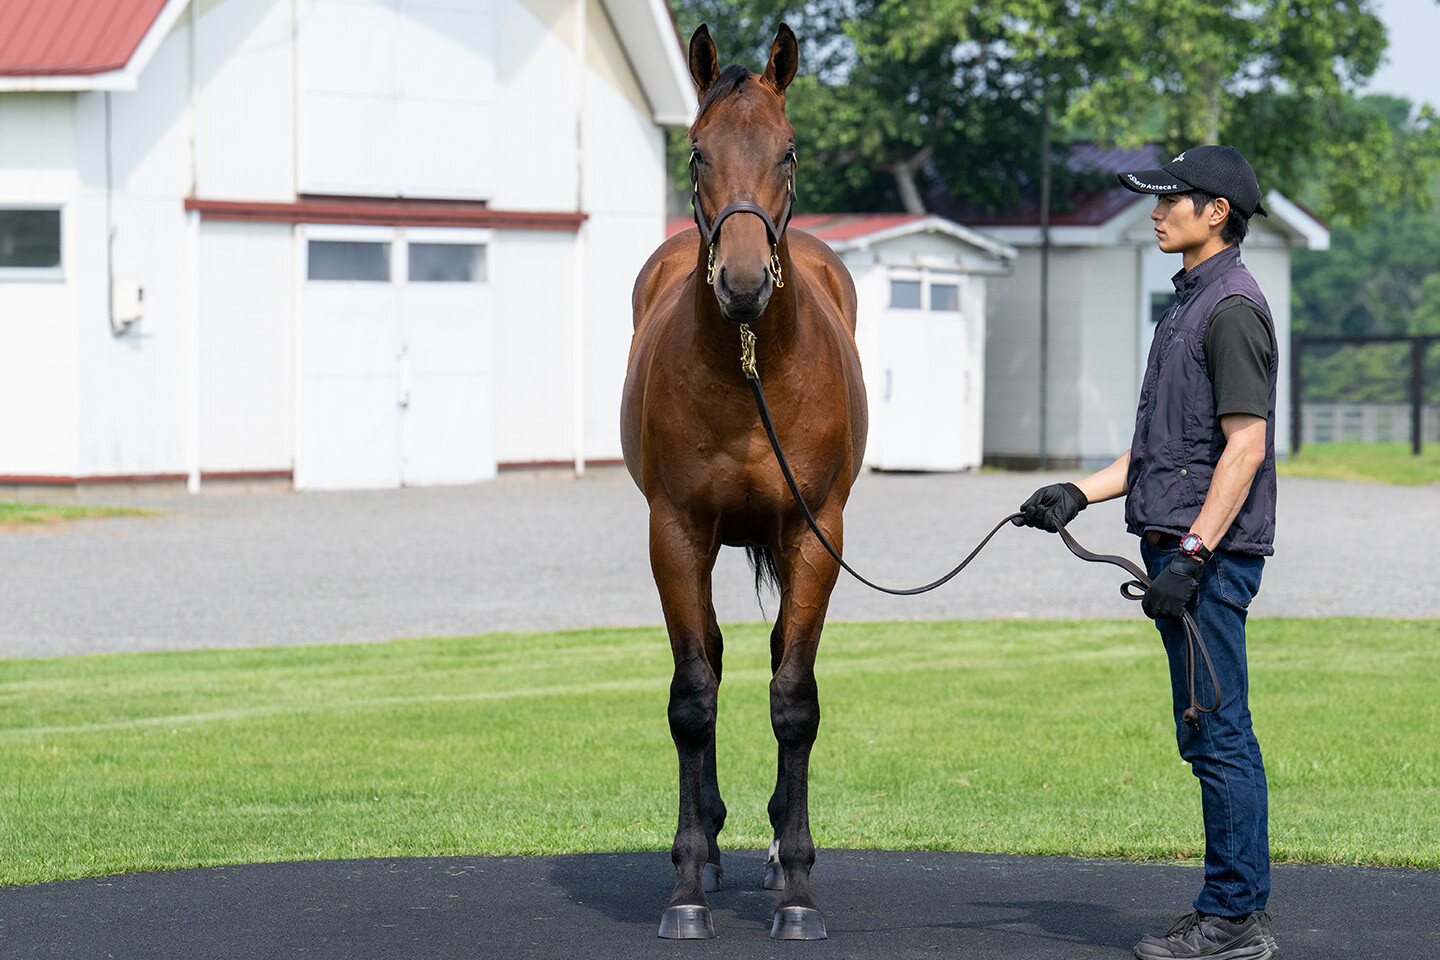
xmin=1134 ymin=944 xmax=1271 ymax=960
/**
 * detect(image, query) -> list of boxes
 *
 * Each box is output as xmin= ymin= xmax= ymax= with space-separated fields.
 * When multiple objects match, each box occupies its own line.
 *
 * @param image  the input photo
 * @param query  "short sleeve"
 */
xmin=1204 ymin=295 xmax=1274 ymax=419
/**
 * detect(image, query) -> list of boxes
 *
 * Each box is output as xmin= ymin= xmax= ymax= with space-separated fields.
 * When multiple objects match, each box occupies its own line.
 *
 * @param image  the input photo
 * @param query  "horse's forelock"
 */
xmin=691 ymin=64 xmax=753 ymax=132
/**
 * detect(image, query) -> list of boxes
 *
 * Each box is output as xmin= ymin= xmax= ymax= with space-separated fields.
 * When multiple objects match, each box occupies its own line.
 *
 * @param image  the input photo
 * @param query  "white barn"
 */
xmin=0 ymin=0 xmax=692 ymax=490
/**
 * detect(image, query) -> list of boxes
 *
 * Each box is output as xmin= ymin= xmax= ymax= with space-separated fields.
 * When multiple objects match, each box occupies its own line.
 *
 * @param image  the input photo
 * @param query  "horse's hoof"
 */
xmin=703 ymin=862 xmax=723 ymax=892
xmin=762 ymin=859 xmax=785 ymax=890
xmin=771 ymin=906 xmax=826 ymax=940
xmin=659 ymin=905 xmax=715 ymax=939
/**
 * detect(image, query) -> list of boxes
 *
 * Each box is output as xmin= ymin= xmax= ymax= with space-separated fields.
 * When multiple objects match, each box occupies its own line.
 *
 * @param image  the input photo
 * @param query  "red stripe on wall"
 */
xmin=185 ymin=197 xmax=587 ymax=231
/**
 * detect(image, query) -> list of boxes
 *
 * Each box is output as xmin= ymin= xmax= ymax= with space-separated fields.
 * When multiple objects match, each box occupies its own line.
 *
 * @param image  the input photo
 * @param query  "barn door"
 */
xmin=296 ymin=227 xmax=495 ymax=490
xmin=296 ymin=230 xmax=404 ymax=490
xmin=396 ymin=232 xmax=495 ymax=486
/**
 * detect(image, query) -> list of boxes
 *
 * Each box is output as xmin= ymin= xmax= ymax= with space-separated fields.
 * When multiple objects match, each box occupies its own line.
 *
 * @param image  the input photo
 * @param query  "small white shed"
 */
xmin=791 ymin=214 xmax=1015 ymax=471
xmin=942 ymin=143 xmax=1330 ymax=469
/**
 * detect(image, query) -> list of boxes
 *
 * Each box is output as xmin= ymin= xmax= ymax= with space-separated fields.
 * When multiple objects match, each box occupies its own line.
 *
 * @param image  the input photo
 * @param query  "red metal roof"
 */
xmin=0 ymin=0 xmax=170 ymax=77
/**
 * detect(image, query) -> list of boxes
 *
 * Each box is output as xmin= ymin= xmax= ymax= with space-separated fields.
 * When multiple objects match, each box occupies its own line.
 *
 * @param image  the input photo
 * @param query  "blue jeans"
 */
xmin=1142 ymin=539 xmax=1270 ymax=918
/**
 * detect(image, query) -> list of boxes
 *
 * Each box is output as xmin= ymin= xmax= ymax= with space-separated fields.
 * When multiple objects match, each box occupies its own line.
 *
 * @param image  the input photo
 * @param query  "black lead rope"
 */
xmin=740 ymin=340 xmax=1221 ymax=729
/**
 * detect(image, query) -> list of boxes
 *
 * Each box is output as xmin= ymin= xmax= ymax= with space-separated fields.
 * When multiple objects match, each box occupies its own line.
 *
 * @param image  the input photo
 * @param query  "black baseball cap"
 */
xmin=1117 ymin=145 xmax=1268 ymax=218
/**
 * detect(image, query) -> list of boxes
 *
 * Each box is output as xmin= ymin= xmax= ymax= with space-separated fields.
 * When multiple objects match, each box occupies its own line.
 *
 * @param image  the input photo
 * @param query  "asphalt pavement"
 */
xmin=2 ymin=850 xmax=1436 ymax=959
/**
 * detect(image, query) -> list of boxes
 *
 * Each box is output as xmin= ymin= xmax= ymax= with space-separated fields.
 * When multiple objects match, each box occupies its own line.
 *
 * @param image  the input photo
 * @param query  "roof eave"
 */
xmin=827 ymin=215 xmax=1017 ymax=262
xmin=600 ymin=0 xmax=696 ymax=128
xmin=1261 ymin=190 xmax=1330 ymax=251
xmin=0 ymin=0 xmax=190 ymax=93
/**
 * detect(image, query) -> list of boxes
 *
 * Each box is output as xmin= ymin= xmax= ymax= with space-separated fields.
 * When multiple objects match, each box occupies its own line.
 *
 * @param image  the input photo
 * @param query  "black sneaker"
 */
xmin=1133 ymin=910 xmax=1274 ymax=960
xmin=1253 ymin=911 xmax=1279 ymax=956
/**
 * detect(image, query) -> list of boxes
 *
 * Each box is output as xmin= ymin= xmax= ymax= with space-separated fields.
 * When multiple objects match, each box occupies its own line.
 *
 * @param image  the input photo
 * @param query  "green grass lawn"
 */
xmin=0 ymin=502 xmax=153 ymax=526
xmin=1279 ymin=442 xmax=1440 ymax=485
xmin=1 ymin=619 xmax=1436 ymax=886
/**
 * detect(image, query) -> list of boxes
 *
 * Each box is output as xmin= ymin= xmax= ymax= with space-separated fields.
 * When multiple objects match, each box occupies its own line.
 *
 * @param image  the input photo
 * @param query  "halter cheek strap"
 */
xmin=690 ymin=157 xmax=797 ymax=289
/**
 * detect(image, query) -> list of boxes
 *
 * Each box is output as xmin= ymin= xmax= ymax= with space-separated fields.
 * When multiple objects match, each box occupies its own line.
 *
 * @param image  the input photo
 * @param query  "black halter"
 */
xmin=688 ymin=151 xmax=796 ymax=251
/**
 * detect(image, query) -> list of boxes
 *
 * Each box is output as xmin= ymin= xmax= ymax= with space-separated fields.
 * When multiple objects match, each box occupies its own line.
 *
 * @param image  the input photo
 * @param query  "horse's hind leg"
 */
xmin=650 ymin=507 xmax=722 ymax=939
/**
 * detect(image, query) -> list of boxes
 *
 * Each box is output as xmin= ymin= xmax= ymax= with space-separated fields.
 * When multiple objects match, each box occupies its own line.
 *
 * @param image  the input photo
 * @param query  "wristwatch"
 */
xmin=1180 ymin=533 xmax=1213 ymax=562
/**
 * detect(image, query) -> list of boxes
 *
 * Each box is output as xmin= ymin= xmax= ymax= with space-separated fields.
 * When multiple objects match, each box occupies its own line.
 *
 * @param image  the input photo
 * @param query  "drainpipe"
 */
xmin=571 ymin=0 xmax=587 ymax=477
xmin=186 ymin=2 xmax=201 ymax=494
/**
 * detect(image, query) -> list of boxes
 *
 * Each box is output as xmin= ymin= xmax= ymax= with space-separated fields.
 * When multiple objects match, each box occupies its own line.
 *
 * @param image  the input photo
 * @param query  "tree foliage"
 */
xmin=665 ymin=0 xmax=1439 ymax=225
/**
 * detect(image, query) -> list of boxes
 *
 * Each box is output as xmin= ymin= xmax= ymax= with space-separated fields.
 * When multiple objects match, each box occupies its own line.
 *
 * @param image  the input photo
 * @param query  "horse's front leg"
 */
xmin=699 ymin=601 xmax=727 ymax=894
xmin=765 ymin=509 xmax=843 ymax=940
xmin=649 ymin=505 xmax=722 ymax=939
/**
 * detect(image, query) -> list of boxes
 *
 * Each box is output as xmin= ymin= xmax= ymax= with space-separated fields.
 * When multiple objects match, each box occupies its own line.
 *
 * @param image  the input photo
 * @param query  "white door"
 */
xmin=398 ymin=235 xmax=495 ymax=485
xmin=872 ymin=273 xmax=973 ymax=471
xmin=296 ymin=228 xmax=495 ymax=490
xmin=297 ymin=232 xmax=404 ymax=490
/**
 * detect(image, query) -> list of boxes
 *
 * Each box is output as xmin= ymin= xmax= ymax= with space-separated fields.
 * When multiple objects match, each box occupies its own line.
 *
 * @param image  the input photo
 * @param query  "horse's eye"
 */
xmin=690 ymin=147 xmax=704 ymax=166
xmin=784 ymin=148 xmax=797 ymax=166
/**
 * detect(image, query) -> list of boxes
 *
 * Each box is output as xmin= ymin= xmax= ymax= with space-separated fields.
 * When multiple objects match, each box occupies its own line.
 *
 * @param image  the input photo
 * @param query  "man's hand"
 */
xmin=1014 ymin=482 xmax=1088 ymax=532
xmin=1142 ymin=553 xmax=1205 ymax=619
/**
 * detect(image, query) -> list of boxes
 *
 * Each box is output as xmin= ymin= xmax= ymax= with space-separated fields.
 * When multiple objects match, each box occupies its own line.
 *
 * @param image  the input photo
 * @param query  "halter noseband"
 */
xmin=689 ymin=150 xmax=797 ymax=289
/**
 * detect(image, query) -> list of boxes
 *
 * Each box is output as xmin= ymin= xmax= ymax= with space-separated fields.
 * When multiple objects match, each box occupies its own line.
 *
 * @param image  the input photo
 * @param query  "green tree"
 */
xmin=667 ymin=0 xmax=1436 ymax=224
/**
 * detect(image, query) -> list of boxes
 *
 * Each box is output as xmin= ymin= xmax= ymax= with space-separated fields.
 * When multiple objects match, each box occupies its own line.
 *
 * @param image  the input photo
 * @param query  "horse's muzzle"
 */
xmin=714 ymin=265 xmax=772 ymax=322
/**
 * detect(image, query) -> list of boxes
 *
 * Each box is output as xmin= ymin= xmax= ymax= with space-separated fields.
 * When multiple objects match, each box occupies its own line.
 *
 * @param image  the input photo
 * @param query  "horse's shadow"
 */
xmin=546 ymin=851 xmax=1140 ymax=952
xmin=545 ymin=851 xmax=677 ymax=926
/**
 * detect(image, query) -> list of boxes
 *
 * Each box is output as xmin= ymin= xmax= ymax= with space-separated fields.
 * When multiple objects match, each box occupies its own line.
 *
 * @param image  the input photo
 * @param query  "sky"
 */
xmin=1363 ymin=0 xmax=1440 ymax=111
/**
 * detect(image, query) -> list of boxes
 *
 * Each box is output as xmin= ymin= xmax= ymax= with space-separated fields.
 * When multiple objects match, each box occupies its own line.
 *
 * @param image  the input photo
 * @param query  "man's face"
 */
xmin=1150 ymin=193 xmax=1213 ymax=255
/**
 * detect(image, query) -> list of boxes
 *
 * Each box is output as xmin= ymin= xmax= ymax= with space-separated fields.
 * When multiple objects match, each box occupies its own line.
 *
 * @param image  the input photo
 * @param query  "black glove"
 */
xmin=1014 ymin=482 xmax=1088 ymax=532
xmin=1142 ymin=553 xmax=1205 ymax=620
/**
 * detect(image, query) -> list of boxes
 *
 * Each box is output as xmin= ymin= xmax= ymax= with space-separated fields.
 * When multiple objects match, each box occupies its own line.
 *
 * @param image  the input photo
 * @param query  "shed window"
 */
xmin=889 ymin=279 xmax=921 ymax=309
xmin=308 ymin=240 xmax=391 ymax=281
xmin=0 ymin=209 xmax=61 ymax=269
xmin=409 ymin=243 xmax=486 ymax=282
xmin=1150 ymin=292 xmax=1177 ymax=325
xmin=930 ymin=283 xmax=960 ymax=312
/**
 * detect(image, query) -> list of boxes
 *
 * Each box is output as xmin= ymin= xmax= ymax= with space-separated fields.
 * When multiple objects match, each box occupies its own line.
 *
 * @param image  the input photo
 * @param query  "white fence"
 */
xmin=1301 ymin=403 xmax=1440 ymax=445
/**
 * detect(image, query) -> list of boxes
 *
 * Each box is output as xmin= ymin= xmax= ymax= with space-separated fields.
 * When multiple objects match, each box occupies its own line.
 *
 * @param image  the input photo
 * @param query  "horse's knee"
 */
xmin=769 ymin=672 xmax=819 ymax=747
xmin=669 ymin=657 xmax=718 ymax=749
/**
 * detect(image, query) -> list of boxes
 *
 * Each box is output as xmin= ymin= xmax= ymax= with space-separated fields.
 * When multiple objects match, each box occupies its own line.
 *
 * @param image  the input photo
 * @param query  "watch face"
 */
xmin=1181 ymin=534 xmax=1203 ymax=554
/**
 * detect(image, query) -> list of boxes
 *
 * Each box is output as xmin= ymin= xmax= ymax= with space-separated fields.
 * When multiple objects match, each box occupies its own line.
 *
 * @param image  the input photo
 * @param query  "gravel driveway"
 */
xmin=2 ymin=468 xmax=1435 ymax=658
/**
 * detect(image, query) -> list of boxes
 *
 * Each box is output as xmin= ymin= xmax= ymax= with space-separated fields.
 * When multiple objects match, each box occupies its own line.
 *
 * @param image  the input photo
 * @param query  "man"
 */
xmin=1017 ymin=145 xmax=1279 ymax=960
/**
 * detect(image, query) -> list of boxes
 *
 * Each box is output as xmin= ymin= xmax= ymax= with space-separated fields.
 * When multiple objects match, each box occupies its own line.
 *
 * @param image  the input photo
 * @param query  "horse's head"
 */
xmin=687 ymin=23 xmax=798 ymax=323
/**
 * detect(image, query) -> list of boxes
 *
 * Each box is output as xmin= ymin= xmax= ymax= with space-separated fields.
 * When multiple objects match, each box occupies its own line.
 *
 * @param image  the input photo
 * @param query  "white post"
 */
xmin=186 ymin=4 xmax=202 ymax=494
xmin=571 ymin=0 xmax=587 ymax=477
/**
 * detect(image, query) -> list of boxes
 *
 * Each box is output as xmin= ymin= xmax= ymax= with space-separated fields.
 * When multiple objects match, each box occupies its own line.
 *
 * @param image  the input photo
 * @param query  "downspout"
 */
xmin=186 ymin=1 xmax=202 ymax=494
xmin=571 ymin=0 xmax=587 ymax=477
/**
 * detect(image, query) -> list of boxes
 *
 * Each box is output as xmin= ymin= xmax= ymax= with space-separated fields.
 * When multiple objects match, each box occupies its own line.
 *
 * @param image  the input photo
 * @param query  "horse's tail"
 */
xmin=745 ymin=546 xmax=781 ymax=600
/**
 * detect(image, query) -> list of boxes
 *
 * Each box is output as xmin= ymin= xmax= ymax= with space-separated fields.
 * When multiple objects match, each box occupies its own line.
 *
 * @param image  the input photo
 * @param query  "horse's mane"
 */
xmin=691 ymin=64 xmax=751 ymax=131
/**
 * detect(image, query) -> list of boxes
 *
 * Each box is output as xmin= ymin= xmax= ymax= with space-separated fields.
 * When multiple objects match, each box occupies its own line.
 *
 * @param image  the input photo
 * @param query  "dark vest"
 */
xmin=1125 ymin=245 xmax=1278 ymax=556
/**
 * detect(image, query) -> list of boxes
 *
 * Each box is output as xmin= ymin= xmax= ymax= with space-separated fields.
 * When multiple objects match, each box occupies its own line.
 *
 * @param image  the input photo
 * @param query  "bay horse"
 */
xmin=620 ymin=22 xmax=867 ymax=942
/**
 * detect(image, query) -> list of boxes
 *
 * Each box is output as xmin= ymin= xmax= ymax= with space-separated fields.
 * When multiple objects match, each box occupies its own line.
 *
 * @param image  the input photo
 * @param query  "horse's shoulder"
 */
xmin=789 ymin=229 xmax=858 ymax=333
xmin=632 ymin=228 xmax=699 ymax=329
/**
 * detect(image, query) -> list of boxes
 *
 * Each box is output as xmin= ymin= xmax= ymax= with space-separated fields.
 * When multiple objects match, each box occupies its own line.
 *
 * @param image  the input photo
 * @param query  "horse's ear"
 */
xmin=762 ymin=22 xmax=798 ymax=97
xmin=689 ymin=24 xmax=719 ymax=98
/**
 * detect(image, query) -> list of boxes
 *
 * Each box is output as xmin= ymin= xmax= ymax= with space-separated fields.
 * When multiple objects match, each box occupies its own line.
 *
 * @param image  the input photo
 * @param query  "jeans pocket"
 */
xmin=1218 ymin=553 xmax=1265 ymax=608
